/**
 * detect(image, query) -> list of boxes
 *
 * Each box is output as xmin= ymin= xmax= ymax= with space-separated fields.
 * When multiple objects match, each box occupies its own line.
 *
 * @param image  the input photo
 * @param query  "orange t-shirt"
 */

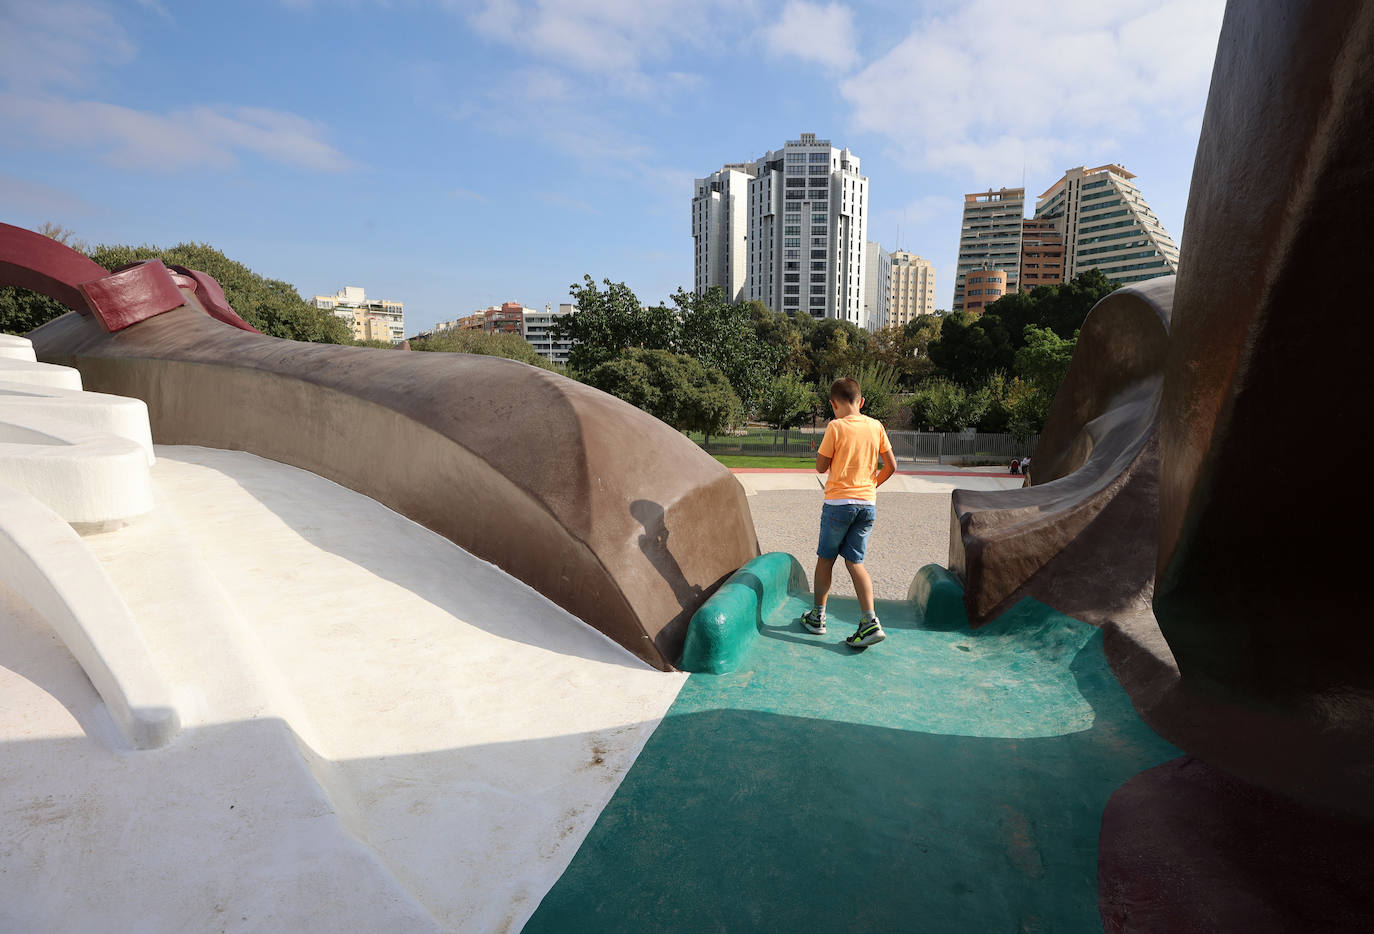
xmin=819 ymin=414 xmax=892 ymax=501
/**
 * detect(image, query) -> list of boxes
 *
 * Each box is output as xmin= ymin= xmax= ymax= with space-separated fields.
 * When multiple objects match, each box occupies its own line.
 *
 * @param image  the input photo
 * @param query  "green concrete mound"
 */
xmin=908 ymin=563 xmax=970 ymax=630
xmin=680 ymin=552 xmax=808 ymax=674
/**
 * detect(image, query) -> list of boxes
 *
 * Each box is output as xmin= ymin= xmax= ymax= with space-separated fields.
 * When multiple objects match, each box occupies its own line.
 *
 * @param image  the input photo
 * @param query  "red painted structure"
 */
xmin=0 ymin=223 xmax=260 ymax=335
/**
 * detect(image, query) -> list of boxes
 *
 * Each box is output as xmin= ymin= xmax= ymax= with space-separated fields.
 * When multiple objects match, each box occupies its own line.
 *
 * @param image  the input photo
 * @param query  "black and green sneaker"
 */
xmin=800 ymin=608 xmax=827 ymax=635
xmin=845 ymin=618 xmax=885 ymax=648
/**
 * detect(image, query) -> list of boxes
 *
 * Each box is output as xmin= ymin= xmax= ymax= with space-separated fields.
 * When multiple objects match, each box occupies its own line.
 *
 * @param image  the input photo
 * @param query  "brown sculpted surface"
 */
xmin=1154 ymin=0 xmax=1374 ymax=703
xmin=28 ymin=300 xmax=759 ymax=670
xmin=949 ymin=277 xmax=1171 ymax=625
xmin=946 ymin=2 xmax=1374 ymax=927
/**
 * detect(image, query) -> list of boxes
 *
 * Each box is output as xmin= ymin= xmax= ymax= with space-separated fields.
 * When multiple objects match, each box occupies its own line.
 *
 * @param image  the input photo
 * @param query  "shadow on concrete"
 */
xmin=526 ymin=624 xmax=1172 ymax=934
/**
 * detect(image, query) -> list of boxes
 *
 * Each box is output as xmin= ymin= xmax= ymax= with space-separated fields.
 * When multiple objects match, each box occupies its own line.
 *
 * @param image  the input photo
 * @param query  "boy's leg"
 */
xmin=813 ymin=556 xmax=836 ymax=607
xmin=838 ymin=505 xmax=885 ymax=648
xmin=844 ymin=559 xmax=875 ymax=615
xmin=805 ymin=505 xmax=847 ymax=634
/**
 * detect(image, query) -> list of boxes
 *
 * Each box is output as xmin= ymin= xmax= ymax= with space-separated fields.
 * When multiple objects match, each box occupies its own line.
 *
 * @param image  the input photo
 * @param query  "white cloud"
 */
xmin=760 ymin=1 xmax=858 ymax=72
xmin=0 ymin=94 xmax=355 ymax=172
xmin=0 ymin=0 xmax=355 ymax=175
xmin=0 ymin=1 xmax=135 ymax=91
xmin=840 ymin=0 xmax=1225 ymax=185
xmin=463 ymin=0 xmax=737 ymax=91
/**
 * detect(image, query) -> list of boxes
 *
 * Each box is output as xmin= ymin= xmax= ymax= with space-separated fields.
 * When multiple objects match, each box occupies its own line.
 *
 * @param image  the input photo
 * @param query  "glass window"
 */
xmin=785 ymin=249 xmax=800 ymax=259
xmin=785 ymin=274 xmax=799 ymax=283
xmin=784 ymin=237 xmax=800 ymax=247
xmin=784 ymin=285 xmax=800 ymax=294
xmin=810 ymin=285 xmax=826 ymax=294
xmin=811 ymin=261 xmax=826 ymax=270
xmin=785 ymin=226 xmax=800 ymax=235
xmin=785 ymin=213 xmax=800 ymax=223
xmin=811 ymin=237 xmax=827 ymax=247
xmin=811 ymin=250 xmax=826 ymax=259
xmin=808 ymin=152 xmax=828 ymax=162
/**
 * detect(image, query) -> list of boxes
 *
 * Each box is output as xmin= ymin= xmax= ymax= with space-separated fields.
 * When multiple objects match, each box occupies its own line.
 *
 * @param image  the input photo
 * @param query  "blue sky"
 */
xmin=0 ymin=0 xmax=1226 ymax=334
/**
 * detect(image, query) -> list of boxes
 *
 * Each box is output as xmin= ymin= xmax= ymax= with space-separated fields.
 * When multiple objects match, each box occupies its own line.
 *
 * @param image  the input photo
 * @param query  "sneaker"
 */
xmin=845 ymin=619 xmax=886 ymax=648
xmin=801 ymin=608 xmax=827 ymax=635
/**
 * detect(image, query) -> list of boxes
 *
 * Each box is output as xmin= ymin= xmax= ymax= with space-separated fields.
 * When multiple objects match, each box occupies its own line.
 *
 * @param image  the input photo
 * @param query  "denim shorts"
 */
xmin=816 ymin=502 xmax=876 ymax=563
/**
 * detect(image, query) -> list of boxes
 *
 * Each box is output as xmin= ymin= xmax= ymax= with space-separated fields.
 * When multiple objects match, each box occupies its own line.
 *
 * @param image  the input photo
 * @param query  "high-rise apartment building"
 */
xmin=483 ymin=302 xmax=526 ymax=335
xmin=312 ymin=286 xmax=405 ymax=344
xmin=862 ymin=242 xmax=891 ymax=331
xmin=952 ymin=188 xmax=1025 ymax=313
xmin=1034 ymin=164 xmax=1179 ymax=284
xmin=887 ymin=251 xmax=936 ymax=326
xmin=693 ymin=133 xmax=869 ymax=325
xmin=963 ymin=265 xmax=1008 ymax=313
xmin=691 ymin=164 xmax=751 ymax=301
xmin=1020 ymin=219 xmax=1066 ymax=290
xmin=522 ymin=303 xmax=576 ymax=367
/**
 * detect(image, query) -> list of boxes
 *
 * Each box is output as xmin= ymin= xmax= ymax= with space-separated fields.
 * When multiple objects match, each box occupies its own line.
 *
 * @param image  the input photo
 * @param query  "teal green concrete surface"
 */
xmin=527 ymin=589 xmax=1180 ymax=933
xmin=909 ymin=562 xmax=970 ymax=630
xmin=680 ymin=552 xmax=808 ymax=674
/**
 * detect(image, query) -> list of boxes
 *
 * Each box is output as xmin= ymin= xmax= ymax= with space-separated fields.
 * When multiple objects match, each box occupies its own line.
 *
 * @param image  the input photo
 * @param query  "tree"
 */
xmin=927 ymin=270 xmax=1117 ymax=389
xmin=1014 ymin=325 xmax=1077 ymax=393
xmin=757 ymin=372 xmax=816 ymax=440
xmin=928 ymin=311 xmax=1015 ymax=388
xmin=674 ymin=286 xmax=782 ymax=414
xmin=87 ymin=242 xmax=351 ymax=343
xmin=908 ymin=379 xmax=988 ymax=432
xmin=554 ymin=276 xmax=679 ymax=374
xmin=583 ymin=348 xmax=742 ymax=439
xmin=410 ymin=327 xmax=554 ymax=369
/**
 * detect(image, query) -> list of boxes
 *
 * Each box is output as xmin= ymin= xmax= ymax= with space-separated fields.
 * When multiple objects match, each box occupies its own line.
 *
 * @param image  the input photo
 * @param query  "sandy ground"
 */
xmin=746 ymin=489 xmax=954 ymax=602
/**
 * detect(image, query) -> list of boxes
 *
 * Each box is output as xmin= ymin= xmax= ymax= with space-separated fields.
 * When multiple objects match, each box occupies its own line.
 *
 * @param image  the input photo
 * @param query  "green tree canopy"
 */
xmin=757 ymin=372 xmax=816 ymax=432
xmin=554 ymin=276 xmax=680 ymax=374
xmin=84 ymin=242 xmax=351 ymax=343
xmin=410 ymin=327 xmax=554 ymax=368
xmin=673 ymin=286 xmax=783 ymax=413
xmin=583 ymin=348 xmax=741 ymax=438
xmin=908 ymin=378 xmax=989 ymax=432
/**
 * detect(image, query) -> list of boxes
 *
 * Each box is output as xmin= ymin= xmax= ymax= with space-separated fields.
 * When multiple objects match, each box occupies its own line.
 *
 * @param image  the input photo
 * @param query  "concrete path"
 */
xmin=0 ymin=446 xmax=686 ymax=933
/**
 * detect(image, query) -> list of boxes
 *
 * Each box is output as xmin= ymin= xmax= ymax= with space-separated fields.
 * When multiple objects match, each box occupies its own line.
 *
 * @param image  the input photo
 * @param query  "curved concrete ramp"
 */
xmin=949 ymin=277 xmax=1171 ymax=625
xmin=28 ymin=303 xmax=758 ymax=669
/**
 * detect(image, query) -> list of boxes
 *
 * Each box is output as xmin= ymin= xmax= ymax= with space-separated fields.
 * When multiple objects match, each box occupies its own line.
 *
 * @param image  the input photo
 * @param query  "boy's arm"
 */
xmin=875 ymin=450 xmax=896 ymax=487
xmin=816 ymin=422 xmax=835 ymax=473
xmin=874 ymin=425 xmax=896 ymax=487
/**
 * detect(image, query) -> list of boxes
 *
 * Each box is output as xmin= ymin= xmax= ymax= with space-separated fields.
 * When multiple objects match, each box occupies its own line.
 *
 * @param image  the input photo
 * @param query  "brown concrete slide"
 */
xmin=3 ymin=224 xmax=759 ymax=670
xmin=946 ymin=1 xmax=1374 ymax=929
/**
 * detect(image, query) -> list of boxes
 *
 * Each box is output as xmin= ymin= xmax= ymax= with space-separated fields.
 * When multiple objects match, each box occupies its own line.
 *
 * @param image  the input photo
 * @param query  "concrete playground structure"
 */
xmin=1 ymin=1 xmax=1372 ymax=930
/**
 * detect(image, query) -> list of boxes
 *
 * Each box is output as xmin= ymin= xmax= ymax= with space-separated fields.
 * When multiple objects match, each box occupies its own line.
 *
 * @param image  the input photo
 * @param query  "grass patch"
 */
xmin=713 ymin=454 xmax=818 ymax=469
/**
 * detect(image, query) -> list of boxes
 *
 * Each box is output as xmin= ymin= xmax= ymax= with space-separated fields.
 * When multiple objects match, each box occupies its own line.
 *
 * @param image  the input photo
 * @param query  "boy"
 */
xmin=801 ymin=378 xmax=896 ymax=648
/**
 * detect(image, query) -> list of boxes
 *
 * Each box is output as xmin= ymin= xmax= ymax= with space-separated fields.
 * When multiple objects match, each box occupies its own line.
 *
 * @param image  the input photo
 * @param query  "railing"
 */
xmin=692 ymin=427 xmax=1038 ymax=465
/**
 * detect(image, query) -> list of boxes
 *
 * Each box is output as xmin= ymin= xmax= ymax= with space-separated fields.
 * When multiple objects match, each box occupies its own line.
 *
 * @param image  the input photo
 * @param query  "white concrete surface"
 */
xmin=0 ymin=445 xmax=687 ymax=933
xmin=0 ymin=354 xmax=83 ymax=390
xmin=0 ymin=338 xmax=154 ymax=523
xmin=0 ymin=484 xmax=179 ymax=750
xmin=0 ymin=333 xmax=38 ymax=360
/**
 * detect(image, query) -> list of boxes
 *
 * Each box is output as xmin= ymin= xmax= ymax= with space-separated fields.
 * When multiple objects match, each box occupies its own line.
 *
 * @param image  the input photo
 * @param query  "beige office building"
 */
xmin=887 ymin=251 xmax=936 ymax=326
xmin=952 ymin=188 xmax=1025 ymax=312
xmin=312 ymin=286 xmax=405 ymax=344
xmin=1034 ymin=164 xmax=1179 ymax=284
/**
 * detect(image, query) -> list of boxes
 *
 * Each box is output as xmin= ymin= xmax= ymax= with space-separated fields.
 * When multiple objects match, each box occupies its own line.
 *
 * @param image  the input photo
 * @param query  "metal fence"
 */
xmin=693 ymin=427 xmax=1037 ymax=465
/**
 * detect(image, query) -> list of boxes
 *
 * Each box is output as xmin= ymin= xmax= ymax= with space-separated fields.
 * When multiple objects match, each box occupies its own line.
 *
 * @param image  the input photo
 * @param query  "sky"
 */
xmin=0 ymin=0 xmax=1227 ymax=335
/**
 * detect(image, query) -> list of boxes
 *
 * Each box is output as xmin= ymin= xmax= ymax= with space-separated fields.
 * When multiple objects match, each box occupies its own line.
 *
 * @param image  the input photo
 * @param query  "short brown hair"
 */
xmin=829 ymin=377 xmax=861 ymax=404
